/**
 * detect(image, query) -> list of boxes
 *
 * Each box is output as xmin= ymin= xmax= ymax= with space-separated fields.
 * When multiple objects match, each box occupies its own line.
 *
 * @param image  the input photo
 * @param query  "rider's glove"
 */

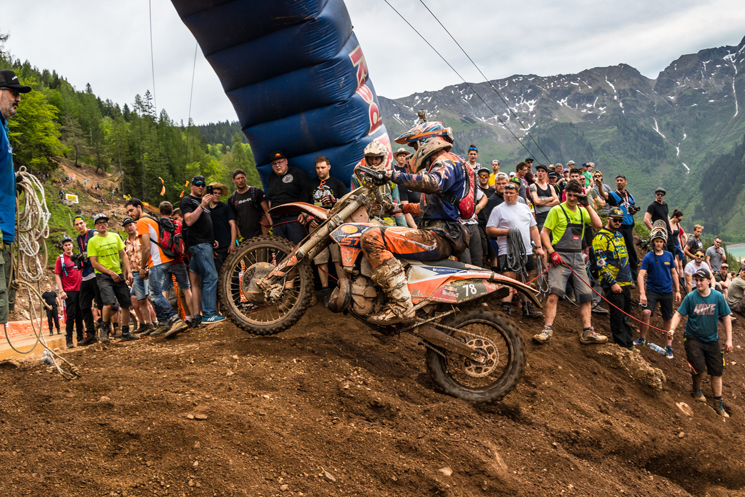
xmin=549 ymin=251 xmax=562 ymax=267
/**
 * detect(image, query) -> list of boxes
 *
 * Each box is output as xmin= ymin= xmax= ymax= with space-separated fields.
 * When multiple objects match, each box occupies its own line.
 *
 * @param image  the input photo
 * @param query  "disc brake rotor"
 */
xmin=460 ymin=336 xmax=499 ymax=378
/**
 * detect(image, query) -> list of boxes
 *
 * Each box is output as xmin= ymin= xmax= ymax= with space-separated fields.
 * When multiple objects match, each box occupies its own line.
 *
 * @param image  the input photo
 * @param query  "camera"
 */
xmin=629 ymin=205 xmax=641 ymax=215
xmin=69 ymin=252 xmax=87 ymax=269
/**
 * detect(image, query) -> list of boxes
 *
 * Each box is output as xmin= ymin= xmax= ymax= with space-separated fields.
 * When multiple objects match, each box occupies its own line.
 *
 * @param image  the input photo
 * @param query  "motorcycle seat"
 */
xmin=403 ymin=259 xmax=470 ymax=270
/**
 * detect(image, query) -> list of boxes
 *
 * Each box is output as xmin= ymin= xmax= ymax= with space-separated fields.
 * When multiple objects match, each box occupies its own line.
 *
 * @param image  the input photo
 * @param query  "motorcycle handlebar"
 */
xmin=356 ymin=166 xmax=388 ymax=185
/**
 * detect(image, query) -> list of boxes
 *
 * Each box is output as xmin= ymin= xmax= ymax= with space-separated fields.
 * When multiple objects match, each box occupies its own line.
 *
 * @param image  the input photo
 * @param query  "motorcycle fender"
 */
xmin=428 ymin=273 xmax=541 ymax=308
xmin=269 ymin=202 xmax=329 ymax=221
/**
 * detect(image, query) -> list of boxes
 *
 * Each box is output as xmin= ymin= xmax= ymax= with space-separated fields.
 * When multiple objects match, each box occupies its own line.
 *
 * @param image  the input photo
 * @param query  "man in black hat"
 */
xmin=180 ymin=175 xmax=224 ymax=325
xmin=265 ymin=151 xmax=311 ymax=245
xmin=0 ymin=70 xmax=30 ymax=325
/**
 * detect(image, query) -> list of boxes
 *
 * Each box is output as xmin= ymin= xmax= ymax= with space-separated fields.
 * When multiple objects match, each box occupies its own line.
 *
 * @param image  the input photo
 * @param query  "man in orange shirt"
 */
xmin=125 ymin=198 xmax=188 ymax=338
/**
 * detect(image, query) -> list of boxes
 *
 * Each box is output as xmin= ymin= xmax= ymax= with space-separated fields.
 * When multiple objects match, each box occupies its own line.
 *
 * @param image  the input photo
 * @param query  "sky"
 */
xmin=2 ymin=0 xmax=744 ymax=125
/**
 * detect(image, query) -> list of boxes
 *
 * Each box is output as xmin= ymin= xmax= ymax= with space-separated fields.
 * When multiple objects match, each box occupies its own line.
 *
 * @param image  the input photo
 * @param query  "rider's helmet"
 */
xmin=363 ymin=140 xmax=388 ymax=170
xmin=395 ymin=122 xmax=454 ymax=149
xmin=649 ymin=228 xmax=668 ymax=243
xmin=411 ymin=136 xmax=453 ymax=173
xmin=608 ymin=207 xmax=624 ymax=219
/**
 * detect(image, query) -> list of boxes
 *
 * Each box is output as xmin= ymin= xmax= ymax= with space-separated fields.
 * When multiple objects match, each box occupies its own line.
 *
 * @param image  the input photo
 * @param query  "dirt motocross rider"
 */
xmin=357 ymin=123 xmax=470 ymax=325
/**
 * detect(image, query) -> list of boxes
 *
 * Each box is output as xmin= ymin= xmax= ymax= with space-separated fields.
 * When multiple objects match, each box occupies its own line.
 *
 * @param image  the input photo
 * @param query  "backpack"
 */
xmin=438 ymin=154 xmax=476 ymax=219
xmin=143 ymin=215 xmax=185 ymax=258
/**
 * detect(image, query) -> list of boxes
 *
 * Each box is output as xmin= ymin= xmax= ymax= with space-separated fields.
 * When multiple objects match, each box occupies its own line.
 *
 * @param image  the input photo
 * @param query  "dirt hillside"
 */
xmin=1 ymin=285 xmax=744 ymax=496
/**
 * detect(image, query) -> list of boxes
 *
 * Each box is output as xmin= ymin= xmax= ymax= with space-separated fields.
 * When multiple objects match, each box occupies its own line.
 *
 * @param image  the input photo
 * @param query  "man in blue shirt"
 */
xmin=635 ymin=229 xmax=681 ymax=358
xmin=0 ymin=70 xmax=31 ymax=324
xmin=670 ymin=268 xmax=733 ymax=417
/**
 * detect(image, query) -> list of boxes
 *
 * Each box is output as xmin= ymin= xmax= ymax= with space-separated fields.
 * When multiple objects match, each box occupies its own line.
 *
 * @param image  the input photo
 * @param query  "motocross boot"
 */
xmin=367 ymin=259 xmax=415 ymax=325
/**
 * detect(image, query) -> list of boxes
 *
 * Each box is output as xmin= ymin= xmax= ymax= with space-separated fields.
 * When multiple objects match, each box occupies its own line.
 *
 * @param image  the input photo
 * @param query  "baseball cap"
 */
xmin=270 ymin=151 xmax=287 ymax=162
xmin=694 ymin=268 xmax=711 ymax=280
xmin=525 ymin=157 xmax=534 ymax=162
xmin=477 ymin=166 xmax=490 ymax=176
xmin=566 ymin=160 xmax=575 ymax=166
xmin=548 ymin=171 xmax=560 ymax=179
xmin=191 ymin=175 xmax=206 ymax=185
xmin=0 ymin=70 xmax=31 ymax=93
xmin=655 ymin=187 xmax=667 ymax=194
xmin=535 ymin=164 xmax=548 ymax=172
xmin=122 ymin=218 xmax=135 ymax=227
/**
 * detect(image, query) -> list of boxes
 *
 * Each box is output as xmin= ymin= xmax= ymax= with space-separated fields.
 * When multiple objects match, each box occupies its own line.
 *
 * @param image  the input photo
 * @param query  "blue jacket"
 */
xmin=0 ymin=113 xmax=16 ymax=243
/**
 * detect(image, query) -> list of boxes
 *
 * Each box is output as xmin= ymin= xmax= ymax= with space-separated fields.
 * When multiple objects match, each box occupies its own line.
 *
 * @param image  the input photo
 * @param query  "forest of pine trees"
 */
xmin=0 ymin=35 xmax=261 ymax=205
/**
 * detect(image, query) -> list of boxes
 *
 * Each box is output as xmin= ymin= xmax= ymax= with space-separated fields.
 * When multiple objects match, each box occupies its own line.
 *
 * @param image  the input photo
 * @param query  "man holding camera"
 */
xmin=598 ymin=175 xmax=640 ymax=280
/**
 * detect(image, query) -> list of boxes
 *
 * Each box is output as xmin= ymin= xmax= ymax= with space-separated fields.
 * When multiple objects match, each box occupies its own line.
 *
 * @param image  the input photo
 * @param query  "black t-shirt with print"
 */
xmin=229 ymin=187 xmax=266 ymax=239
xmin=266 ymin=166 xmax=312 ymax=208
xmin=309 ymin=177 xmax=348 ymax=209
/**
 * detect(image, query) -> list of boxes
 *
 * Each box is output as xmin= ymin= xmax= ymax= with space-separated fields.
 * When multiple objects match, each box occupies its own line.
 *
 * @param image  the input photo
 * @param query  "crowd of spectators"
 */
xmin=42 ymin=141 xmax=741 ymax=418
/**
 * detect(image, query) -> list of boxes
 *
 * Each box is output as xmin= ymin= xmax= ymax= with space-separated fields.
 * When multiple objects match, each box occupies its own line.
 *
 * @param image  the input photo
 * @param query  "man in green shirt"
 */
xmin=535 ymin=179 xmax=606 ymax=345
xmin=87 ymin=214 xmax=136 ymax=343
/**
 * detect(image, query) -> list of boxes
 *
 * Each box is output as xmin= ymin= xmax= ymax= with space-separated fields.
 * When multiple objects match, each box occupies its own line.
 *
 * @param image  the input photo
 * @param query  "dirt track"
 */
xmin=1 ymin=293 xmax=744 ymax=497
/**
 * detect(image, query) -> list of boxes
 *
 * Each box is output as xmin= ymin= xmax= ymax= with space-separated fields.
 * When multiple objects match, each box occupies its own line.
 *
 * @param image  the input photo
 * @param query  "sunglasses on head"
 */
xmin=468 ymin=146 xmax=478 ymax=152
xmin=504 ymin=186 xmax=517 ymax=191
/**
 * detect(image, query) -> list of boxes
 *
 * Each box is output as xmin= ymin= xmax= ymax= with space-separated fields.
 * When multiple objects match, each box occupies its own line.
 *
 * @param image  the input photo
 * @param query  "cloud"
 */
xmin=1 ymin=0 xmax=743 ymax=125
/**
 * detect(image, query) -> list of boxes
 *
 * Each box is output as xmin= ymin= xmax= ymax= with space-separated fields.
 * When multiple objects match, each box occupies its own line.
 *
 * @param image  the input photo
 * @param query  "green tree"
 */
xmin=8 ymin=79 xmax=64 ymax=171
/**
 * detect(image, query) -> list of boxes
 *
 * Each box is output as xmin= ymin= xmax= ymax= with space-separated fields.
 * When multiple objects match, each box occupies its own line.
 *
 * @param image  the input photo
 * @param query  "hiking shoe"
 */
xmin=66 ymin=341 xmax=75 ymax=349
xmin=591 ymin=305 xmax=609 ymax=315
xmin=633 ymin=338 xmax=647 ymax=347
xmin=714 ymin=400 xmax=730 ymax=418
xmin=191 ymin=314 xmax=203 ymax=328
xmin=120 ymin=332 xmax=138 ymax=342
xmin=533 ymin=326 xmax=553 ymax=344
xmin=150 ymin=322 xmax=171 ymax=337
xmin=164 ymin=318 xmax=189 ymax=338
xmin=203 ymin=315 xmax=225 ymax=325
xmin=579 ymin=327 xmax=608 ymax=345
xmin=523 ymin=301 xmax=543 ymax=318
xmin=665 ymin=346 xmax=674 ymax=359
xmin=501 ymin=303 xmax=512 ymax=316
xmin=321 ymin=287 xmax=332 ymax=308
xmin=133 ymin=323 xmax=151 ymax=335
xmin=78 ymin=334 xmax=98 ymax=347
xmin=99 ymin=323 xmax=111 ymax=344
xmin=693 ymin=388 xmax=706 ymax=402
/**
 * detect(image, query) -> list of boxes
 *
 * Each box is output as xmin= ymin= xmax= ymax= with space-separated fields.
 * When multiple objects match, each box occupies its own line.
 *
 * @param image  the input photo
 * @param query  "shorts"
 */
xmin=95 ymin=273 xmax=131 ymax=308
xmin=548 ymin=252 xmax=592 ymax=303
xmin=130 ymin=272 xmax=150 ymax=300
xmin=498 ymin=254 xmax=536 ymax=273
xmin=684 ymin=335 xmax=724 ymax=376
xmin=169 ymin=263 xmax=191 ymax=290
xmin=313 ymin=243 xmax=341 ymax=265
xmin=643 ymin=290 xmax=673 ymax=320
xmin=674 ymin=246 xmax=685 ymax=260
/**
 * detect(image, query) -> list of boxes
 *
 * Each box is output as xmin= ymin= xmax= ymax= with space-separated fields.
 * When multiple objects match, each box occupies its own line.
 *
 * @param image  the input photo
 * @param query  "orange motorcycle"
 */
xmin=218 ymin=167 xmax=540 ymax=402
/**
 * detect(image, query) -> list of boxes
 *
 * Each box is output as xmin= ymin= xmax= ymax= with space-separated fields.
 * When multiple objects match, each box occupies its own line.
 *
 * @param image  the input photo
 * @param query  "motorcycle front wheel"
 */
xmin=425 ymin=308 xmax=525 ymax=403
xmin=218 ymin=236 xmax=313 ymax=336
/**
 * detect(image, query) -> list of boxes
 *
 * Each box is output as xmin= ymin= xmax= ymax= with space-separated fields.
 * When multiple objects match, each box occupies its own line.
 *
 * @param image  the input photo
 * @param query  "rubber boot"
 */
xmin=367 ymin=259 xmax=415 ymax=325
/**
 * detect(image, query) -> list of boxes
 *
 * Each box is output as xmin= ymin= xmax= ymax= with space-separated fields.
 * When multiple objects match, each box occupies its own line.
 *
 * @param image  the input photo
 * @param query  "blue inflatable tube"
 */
xmin=172 ymin=0 xmax=393 ymax=187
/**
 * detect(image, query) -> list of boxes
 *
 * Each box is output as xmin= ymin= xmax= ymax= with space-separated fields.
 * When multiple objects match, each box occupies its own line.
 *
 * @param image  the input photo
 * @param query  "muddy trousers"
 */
xmin=604 ymin=286 xmax=633 ymax=349
xmin=360 ymin=227 xmax=452 ymax=269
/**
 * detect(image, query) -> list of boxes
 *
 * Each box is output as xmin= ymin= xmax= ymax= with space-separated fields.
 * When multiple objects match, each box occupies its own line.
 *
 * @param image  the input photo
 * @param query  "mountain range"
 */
xmin=379 ymin=36 xmax=745 ymax=241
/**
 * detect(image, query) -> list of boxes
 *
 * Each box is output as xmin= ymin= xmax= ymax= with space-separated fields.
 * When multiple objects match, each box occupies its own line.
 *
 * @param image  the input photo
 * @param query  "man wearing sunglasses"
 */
xmin=684 ymin=250 xmax=711 ymax=294
xmin=535 ymin=179 xmax=606 ymax=345
xmin=0 ymin=70 xmax=30 ymax=326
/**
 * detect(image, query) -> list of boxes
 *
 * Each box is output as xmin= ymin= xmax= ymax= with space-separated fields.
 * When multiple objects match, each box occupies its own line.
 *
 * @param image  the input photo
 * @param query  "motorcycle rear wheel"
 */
xmin=218 ymin=236 xmax=313 ymax=336
xmin=425 ymin=308 xmax=524 ymax=403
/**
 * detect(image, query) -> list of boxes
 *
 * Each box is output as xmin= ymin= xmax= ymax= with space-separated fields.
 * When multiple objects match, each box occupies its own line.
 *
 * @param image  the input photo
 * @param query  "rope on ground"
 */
xmin=2 ymin=167 xmax=79 ymax=380
xmin=560 ymin=260 xmax=674 ymax=336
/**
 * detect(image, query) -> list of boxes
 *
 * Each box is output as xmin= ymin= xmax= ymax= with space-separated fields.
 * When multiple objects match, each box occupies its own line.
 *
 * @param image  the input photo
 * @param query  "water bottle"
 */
xmin=647 ymin=343 xmax=666 ymax=355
